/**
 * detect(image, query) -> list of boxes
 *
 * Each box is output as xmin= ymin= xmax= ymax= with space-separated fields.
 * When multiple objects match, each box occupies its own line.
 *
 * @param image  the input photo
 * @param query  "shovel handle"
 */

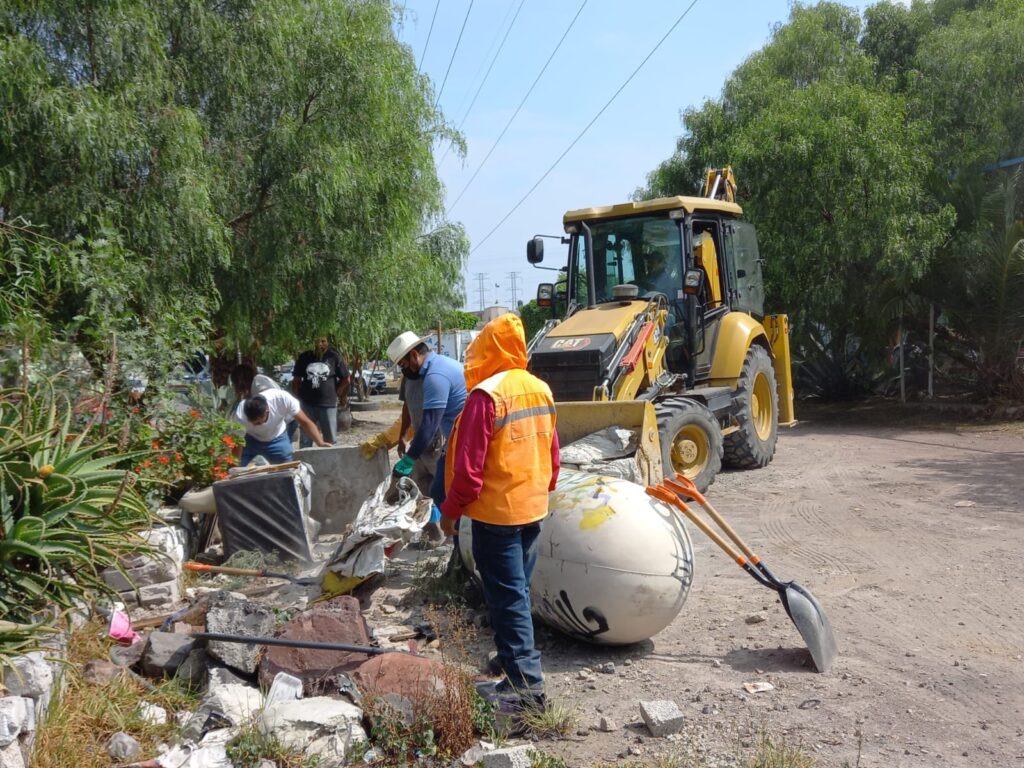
xmin=647 ymin=486 xmax=744 ymax=564
xmin=184 ymin=562 xmax=265 ymax=578
xmin=648 ymin=485 xmax=777 ymax=591
xmin=665 ymin=475 xmax=761 ymax=565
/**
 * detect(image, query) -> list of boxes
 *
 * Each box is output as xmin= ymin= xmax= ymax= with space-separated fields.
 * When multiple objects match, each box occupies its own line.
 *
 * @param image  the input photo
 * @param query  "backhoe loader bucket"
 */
xmin=555 ymin=400 xmax=663 ymax=485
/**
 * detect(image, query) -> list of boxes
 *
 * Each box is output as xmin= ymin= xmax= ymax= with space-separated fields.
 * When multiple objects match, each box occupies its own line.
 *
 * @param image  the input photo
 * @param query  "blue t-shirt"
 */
xmin=420 ymin=352 xmax=467 ymax=442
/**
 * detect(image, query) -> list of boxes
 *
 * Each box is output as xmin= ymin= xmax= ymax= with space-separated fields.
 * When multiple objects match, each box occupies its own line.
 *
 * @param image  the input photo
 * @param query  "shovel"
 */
xmin=183 ymin=561 xmax=321 ymax=586
xmin=647 ymin=475 xmax=838 ymax=673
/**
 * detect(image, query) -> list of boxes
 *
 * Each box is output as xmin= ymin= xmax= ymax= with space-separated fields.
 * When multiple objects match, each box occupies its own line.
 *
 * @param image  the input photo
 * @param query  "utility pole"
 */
xmin=474 ymin=273 xmax=488 ymax=311
xmin=506 ymin=271 xmax=522 ymax=307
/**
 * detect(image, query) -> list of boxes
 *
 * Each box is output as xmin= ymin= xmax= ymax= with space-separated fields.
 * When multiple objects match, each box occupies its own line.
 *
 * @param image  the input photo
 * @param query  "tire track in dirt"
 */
xmin=758 ymin=499 xmax=854 ymax=575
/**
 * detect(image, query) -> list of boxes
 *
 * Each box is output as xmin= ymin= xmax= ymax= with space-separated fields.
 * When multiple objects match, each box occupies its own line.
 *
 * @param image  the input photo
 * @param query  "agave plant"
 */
xmin=0 ymin=381 xmax=154 ymax=640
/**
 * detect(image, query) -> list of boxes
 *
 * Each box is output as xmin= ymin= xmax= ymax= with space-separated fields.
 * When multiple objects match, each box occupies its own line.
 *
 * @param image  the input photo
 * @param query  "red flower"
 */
xmin=158 ymin=455 xmax=170 ymax=465
xmin=142 ymin=460 xmax=153 ymax=469
xmin=174 ymin=452 xmax=183 ymax=462
xmin=150 ymin=440 xmax=161 ymax=450
xmin=190 ymin=409 xmax=200 ymax=418
xmin=221 ymin=435 xmax=236 ymax=449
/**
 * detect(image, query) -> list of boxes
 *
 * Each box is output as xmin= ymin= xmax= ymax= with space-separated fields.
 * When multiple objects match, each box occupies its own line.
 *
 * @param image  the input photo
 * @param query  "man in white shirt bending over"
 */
xmin=235 ymin=389 xmax=330 ymax=465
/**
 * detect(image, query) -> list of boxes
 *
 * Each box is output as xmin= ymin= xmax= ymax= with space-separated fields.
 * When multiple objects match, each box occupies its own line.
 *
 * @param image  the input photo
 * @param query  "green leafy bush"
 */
xmin=129 ymin=400 xmax=243 ymax=500
xmin=0 ymin=382 xmax=153 ymax=652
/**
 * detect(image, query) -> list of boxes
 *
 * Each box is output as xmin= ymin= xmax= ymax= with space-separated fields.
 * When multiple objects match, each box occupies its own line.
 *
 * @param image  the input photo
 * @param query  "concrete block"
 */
xmin=0 ymin=741 xmax=25 ymax=768
xmin=140 ymin=525 xmax=189 ymax=567
xmin=0 ymin=698 xmax=32 ymax=748
xmin=103 ymin=556 xmax=179 ymax=592
xmin=295 ymin=445 xmax=389 ymax=534
xmin=481 ymin=745 xmax=533 ymax=768
xmin=260 ymin=697 xmax=366 ymax=760
xmin=138 ymin=579 xmax=181 ymax=608
xmin=206 ymin=592 xmax=276 ymax=674
xmin=141 ymin=632 xmax=195 ymax=678
xmin=639 ymin=699 xmax=684 ymax=737
xmin=1 ymin=653 xmax=53 ymax=699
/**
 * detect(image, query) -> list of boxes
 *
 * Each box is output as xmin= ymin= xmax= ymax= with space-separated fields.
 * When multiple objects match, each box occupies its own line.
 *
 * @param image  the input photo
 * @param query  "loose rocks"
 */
xmin=258 ymin=598 xmax=371 ymax=694
xmin=141 ymin=632 xmax=195 ymax=678
xmin=480 ymin=744 xmax=533 ymax=768
xmin=351 ymin=653 xmax=445 ymax=702
xmin=260 ymin=697 xmax=366 ymax=763
xmin=639 ymin=700 xmax=684 ymax=737
xmin=205 ymin=592 xmax=275 ymax=674
xmin=106 ymin=732 xmax=141 ymax=761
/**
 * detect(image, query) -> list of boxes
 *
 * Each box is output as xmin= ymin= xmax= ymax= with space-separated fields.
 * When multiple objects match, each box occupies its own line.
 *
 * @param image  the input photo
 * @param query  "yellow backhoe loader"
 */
xmin=526 ymin=168 xmax=795 ymax=491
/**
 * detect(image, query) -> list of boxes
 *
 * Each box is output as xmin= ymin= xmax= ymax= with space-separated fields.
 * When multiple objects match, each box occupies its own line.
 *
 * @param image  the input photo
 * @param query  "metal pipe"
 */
xmin=191 ymin=631 xmax=401 ymax=656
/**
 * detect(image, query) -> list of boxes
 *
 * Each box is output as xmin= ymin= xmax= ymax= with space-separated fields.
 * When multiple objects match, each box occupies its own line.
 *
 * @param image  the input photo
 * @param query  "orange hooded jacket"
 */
xmin=443 ymin=314 xmax=558 ymax=526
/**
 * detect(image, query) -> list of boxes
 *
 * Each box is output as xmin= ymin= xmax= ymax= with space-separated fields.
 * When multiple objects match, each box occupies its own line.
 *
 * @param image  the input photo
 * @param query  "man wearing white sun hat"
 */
xmin=385 ymin=331 xmax=467 ymax=542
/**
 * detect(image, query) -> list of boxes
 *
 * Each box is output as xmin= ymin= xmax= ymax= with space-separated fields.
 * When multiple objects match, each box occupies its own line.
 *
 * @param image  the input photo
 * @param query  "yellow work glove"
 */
xmin=360 ymin=432 xmax=388 ymax=459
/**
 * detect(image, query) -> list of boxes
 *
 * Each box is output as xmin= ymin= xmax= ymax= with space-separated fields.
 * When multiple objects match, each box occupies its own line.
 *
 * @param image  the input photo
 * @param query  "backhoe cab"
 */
xmin=526 ymin=167 xmax=795 ymax=491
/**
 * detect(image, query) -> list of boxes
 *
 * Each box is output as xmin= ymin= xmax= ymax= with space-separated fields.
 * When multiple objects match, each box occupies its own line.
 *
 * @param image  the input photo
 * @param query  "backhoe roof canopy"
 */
xmin=563 ymin=195 xmax=742 ymax=226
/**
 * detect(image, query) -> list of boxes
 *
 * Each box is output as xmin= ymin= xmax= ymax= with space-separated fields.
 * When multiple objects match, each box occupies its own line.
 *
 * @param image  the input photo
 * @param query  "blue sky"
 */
xmin=395 ymin=1 xmax=880 ymax=311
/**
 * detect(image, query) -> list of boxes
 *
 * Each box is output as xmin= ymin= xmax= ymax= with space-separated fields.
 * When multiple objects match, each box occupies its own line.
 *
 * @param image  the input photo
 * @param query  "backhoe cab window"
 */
xmin=572 ymin=217 xmax=681 ymax=303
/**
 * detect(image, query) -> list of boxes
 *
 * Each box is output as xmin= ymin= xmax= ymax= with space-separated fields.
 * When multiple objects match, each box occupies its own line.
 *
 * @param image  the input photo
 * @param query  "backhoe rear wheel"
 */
xmin=655 ymin=397 xmax=722 ymax=493
xmin=724 ymin=345 xmax=778 ymax=469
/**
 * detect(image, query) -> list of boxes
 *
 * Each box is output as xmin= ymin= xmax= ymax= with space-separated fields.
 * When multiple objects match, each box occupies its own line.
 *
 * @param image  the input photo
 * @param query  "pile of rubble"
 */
xmin=0 ymin=455 xmax=547 ymax=767
xmin=99 ymin=589 xmax=448 ymax=767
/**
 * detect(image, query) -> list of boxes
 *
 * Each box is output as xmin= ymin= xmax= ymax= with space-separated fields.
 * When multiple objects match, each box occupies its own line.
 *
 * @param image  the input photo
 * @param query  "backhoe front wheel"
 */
xmin=724 ymin=345 xmax=779 ymax=469
xmin=656 ymin=398 xmax=722 ymax=493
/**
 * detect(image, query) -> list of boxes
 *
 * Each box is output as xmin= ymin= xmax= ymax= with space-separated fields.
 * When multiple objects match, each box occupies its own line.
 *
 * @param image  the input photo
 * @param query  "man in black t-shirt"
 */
xmin=291 ymin=336 xmax=351 ymax=447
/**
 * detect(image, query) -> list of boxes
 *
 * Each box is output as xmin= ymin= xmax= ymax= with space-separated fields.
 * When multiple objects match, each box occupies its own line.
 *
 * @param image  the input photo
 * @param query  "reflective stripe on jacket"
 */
xmin=445 ymin=367 xmax=557 ymax=526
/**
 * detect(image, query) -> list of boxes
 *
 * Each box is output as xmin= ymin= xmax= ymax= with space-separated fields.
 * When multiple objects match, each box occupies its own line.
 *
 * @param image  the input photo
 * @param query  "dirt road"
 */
xmin=343 ymin=402 xmax=1024 ymax=766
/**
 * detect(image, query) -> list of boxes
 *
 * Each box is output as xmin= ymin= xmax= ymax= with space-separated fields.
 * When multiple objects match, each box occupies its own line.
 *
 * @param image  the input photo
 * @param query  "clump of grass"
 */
xmin=226 ymin=723 xmax=315 ymax=768
xmin=748 ymin=731 xmax=816 ymax=768
xmin=518 ymin=697 xmax=578 ymax=739
xmin=529 ymin=751 xmax=569 ymax=768
xmin=361 ymin=606 xmax=497 ymax=764
xmin=411 ymin=550 xmax=478 ymax=607
xmin=363 ymin=694 xmax=438 ymax=765
xmin=32 ymin=620 xmax=202 ymax=768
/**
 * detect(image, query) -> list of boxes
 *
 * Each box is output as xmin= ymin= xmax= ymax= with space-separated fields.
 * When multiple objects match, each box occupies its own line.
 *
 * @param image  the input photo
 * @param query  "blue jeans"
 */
xmin=241 ymin=431 xmax=293 ymax=466
xmin=299 ymin=404 xmax=336 ymax=447
xmin=429 ymin=450 xmax=447 ymax=506
xmin=472 ymin=518 xmax=544 ymax=692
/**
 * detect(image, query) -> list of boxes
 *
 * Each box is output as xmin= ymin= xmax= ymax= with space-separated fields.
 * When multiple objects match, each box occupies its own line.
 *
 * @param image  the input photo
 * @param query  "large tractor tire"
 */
xmin=723 ymin=345 xmax=778 ymax=469
xmin=655 ymin=397 xmax=723 ymax=493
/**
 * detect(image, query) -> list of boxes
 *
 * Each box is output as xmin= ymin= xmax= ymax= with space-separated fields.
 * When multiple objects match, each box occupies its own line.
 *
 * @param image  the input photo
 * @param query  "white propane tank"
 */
xmin=458 ymin=470 xmax=694 ymax=645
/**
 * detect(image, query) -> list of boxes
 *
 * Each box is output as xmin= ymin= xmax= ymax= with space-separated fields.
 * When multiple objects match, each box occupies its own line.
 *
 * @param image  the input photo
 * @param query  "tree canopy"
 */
xmin=640 ymin=0 xmax=1024 ymax=398
xmin=1 ymin=0 xmax=468 ymax=378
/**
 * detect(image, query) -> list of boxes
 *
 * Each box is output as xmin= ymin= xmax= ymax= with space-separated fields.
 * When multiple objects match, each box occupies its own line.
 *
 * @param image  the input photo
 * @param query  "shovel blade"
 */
xmin=780 ymin=581 xmax=838 ymax=673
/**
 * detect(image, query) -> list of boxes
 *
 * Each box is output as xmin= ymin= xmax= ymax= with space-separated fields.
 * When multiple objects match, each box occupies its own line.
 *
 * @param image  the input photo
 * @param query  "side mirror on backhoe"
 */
xmin=683 ymin=268 xmax=705 ymax=296
xmin=527 ymin=237 xmax=545 ymax=264
xmin=537 ymin=283 xmax=554 ymax=307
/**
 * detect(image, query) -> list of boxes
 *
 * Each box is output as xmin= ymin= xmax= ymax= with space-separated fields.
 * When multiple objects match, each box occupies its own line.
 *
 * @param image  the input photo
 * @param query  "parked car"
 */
xmin=361 ymin=369 xmax=387 ymax=395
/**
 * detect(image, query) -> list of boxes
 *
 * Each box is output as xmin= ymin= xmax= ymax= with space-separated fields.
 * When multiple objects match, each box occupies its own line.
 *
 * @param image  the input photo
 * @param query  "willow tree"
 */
xmin=1 ymin=0 xmax=467 ymax=378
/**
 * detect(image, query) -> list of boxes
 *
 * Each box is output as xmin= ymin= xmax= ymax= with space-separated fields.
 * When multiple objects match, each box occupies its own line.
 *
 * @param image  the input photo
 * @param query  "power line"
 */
xmin=446 ymin=0 xmax=588 ymax=214
xmin=437 ymin=0 xmax=525 ymax=167
xmin=417 ymin=0 xmax=441 ymax=72
xmin=434 ymin=0 xmax=475 ymax=108
xmin=470 ymin=0 xmax=702 ymax=256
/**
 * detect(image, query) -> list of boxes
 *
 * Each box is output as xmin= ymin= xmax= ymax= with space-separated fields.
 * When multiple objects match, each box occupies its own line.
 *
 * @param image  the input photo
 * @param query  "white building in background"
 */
xmin=420 ymin=329 xmax=480 ymax=362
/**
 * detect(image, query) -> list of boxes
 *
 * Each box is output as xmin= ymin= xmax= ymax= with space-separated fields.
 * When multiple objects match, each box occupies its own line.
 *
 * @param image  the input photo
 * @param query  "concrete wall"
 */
xmin=295 ymin=445 xmax=389 ymax=534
